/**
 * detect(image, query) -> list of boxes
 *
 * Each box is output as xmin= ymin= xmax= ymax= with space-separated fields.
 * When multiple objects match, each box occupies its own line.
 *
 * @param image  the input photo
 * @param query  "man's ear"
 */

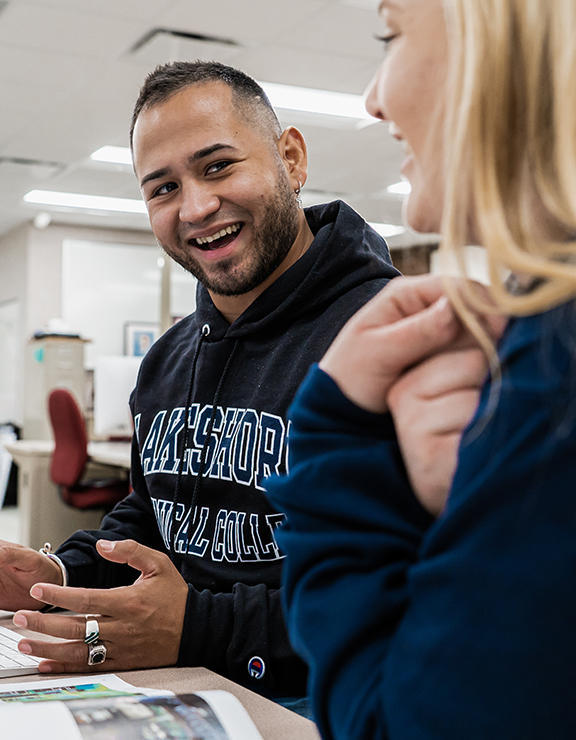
xmin=277 ymin=127 xmax=308 ymax=190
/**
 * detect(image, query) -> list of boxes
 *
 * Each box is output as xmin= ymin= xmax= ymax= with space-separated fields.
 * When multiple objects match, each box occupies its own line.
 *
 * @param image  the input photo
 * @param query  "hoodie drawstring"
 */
xmin=170 ymin=324 xmax=240 ymax=561
xmin=188 ymin=338 xmax=239 ymax=522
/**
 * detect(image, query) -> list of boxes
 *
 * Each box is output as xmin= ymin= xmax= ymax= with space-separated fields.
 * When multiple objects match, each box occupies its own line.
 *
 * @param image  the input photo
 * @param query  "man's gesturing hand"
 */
xmin=12 ymin=539 xmax=188 ymax=673
xmin=0 ymin=541 xmax=62 ymax=611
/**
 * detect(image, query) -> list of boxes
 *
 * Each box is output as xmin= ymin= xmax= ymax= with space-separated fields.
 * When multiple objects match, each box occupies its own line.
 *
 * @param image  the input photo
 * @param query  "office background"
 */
xmin=0 ymin=0 xmax=437 ymax=432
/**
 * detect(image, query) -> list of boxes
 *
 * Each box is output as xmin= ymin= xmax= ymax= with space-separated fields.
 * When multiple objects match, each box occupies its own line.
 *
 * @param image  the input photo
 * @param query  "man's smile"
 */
xmin=192 ymin=223 xmax=244 ymax=252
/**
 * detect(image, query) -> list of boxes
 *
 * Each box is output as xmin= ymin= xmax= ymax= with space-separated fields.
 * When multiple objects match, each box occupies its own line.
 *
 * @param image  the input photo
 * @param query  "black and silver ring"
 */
xmin=87 ymin=641 xmax=107 ymax=666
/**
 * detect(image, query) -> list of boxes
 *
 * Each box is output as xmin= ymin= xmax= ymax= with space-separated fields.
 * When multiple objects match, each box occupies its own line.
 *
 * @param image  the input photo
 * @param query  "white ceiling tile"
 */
xmin=0 ymin=1 xmax=149 ymax=58
xmin=46 ymin=167 xmax=139 ymax=198
xmin=0 ymin=160 xmax=46 ymax=192
xmin=25 ymin=0 xmax=175 ymax=21
xmin=0 ymin=79 xmax=66 ymax=112
xmin=123 ymin=32 xmax=244 ymax=73
xmin=2 ymin=103 xmax=117 ymax=164
xmin=0 ymin=45 xmax=93 ymax=89
xmin=283 ymin=4 xmax=384 ymax=61
xmin=233 ymin=45 xmax=373 ymax=94
xmin=158 ymin=0 xmax=329 ymax=45
xmin=339 ymin=0 xmax=379 ymax=10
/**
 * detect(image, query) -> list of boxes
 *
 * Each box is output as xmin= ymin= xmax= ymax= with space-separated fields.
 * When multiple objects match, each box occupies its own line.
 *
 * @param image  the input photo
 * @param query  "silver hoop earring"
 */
xmin=295 ymin=181 xmax=303 ymax=210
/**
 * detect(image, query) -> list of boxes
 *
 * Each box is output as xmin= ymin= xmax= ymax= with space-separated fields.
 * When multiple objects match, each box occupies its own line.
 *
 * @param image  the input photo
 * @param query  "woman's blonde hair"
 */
xmin=439 ymin=0 xmax=576 ymax=351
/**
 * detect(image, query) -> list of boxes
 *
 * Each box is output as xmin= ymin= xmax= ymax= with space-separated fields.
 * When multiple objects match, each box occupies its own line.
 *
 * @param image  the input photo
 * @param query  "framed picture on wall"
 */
xmin=124 ymin=322 xmax=159 ymax=357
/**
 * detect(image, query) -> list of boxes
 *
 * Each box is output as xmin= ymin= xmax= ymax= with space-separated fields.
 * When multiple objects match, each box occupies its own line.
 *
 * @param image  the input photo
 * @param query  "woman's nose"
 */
xmin=364 ymin=64 xmax=386 ymax=122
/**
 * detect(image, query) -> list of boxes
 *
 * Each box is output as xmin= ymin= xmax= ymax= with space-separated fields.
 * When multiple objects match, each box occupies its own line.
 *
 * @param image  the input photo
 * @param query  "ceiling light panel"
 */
xmin=368 ymin=222 xmax=405 ymax=238
xmin=24 ymin=190 xmax=147 ymax=214
xmin=91 ymin=146 xmax=133 ymax=166
xmin=261 ymin=82 xmax=372 ymax=121
xmin=387 ymin=181 xmax=411 ymax=195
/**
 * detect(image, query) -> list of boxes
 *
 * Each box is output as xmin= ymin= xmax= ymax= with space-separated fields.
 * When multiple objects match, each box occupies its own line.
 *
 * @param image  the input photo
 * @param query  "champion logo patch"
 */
xmin=248 ymin=656 xmax=265 ymax=679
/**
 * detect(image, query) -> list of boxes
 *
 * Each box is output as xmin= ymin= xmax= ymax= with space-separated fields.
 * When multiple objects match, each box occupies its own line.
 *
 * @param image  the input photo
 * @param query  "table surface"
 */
xmin=0 ymin=615 xmax=320 ymax=740
xmin=88 ymin=440 xmax=131 ymax=468
xmin=5 ymin=439 xmax=132 ymax=469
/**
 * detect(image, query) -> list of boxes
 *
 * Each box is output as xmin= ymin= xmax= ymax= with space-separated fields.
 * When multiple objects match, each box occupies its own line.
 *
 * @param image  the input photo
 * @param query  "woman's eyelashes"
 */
xmin=375 ymin=33 xmax=398 ymax=51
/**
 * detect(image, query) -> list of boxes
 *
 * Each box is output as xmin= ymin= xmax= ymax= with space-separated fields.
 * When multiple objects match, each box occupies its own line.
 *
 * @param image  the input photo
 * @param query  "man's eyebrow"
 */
xmin=139 ymin=143 xmax=238 ymax=188
xmin=189 ymin=143 xmax=237 ymax=162
xmin=140 ymin=167 xmax=169 ymax=189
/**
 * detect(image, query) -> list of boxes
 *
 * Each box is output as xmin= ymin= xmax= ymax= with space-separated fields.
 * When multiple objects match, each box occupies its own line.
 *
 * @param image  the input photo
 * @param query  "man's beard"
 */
xmin=162 ymin=172 xmax=301 ymax=297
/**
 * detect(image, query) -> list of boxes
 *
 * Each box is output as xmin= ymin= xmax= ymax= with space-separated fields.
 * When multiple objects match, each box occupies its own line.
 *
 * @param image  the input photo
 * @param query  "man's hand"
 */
xmin=12 ymin=539 xmax=188 ymax=673
xmin=0 ymin=541 xmax=62 ymax=611
xmin=319 ymin=275 xmax=461 ymax=413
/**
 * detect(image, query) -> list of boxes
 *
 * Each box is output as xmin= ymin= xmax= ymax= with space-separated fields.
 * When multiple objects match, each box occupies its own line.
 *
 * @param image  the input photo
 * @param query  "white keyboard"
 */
xmin=0 ymin=625 xmax=41 ymax=678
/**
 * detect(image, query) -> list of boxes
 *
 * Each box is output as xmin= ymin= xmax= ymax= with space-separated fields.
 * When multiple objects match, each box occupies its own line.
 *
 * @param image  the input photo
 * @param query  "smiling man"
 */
xmin=133 ymin=72 xmax=314 ymax=321
xmin=0 ymin=62 xmax=398 ymax=697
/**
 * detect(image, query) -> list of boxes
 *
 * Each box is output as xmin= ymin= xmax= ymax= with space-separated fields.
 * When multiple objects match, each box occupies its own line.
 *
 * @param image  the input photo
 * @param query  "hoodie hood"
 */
xmin=194 ymin=200 xmax=399 ymax=340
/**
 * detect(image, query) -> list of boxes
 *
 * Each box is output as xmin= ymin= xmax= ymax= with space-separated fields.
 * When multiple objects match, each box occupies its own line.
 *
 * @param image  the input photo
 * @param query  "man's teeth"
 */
xmin=196 ymin=223 xmax=240 ymax=245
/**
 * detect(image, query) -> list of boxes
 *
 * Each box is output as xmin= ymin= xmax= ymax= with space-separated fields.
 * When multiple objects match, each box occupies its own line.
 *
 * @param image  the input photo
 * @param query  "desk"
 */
xmin=88 ymin=440 xmax=132 ymax=468
xmin=0 ymin=616 xmax=320 ymax=740
xmin=3 ymin=440 xmax=130 ymax=551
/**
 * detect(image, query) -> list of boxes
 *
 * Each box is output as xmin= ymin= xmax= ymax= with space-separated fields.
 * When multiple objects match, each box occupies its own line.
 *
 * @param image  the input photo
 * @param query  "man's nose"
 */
xmin=178 ymin=183 xmax=220 ymax=224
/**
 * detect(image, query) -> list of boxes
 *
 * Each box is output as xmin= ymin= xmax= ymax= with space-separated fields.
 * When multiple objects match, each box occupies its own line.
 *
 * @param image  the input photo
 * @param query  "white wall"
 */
xmin=0 ymin=224 xmax=28 ymax=425
xmin=0 ymin=221 xmax=197 ymax=427
xmin=0 ymin=299 xmax=20 ymax=424
xmin=63 ymin=239 xmax=164 ymax=367
xmin=62 ymin=238 xmax=197 ymax=367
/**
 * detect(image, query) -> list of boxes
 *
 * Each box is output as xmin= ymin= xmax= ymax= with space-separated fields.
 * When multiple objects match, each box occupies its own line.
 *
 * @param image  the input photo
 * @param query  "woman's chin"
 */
xmin=403 ymin=191 xmax=442 ymax=236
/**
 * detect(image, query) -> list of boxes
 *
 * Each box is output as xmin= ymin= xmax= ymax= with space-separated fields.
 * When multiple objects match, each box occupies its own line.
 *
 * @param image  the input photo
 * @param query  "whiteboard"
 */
xmin=62 ymin=239 xmax=196 ymax=369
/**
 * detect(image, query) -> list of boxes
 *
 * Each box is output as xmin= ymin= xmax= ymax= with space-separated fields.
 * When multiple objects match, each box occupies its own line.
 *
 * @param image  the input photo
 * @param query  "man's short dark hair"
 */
xmin=130 ymin=60 xmax=282 ymax=147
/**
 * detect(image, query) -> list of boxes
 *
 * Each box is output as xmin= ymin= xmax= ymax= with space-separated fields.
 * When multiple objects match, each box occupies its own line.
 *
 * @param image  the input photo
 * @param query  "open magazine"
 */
xmin=0 ymin=674 xmax=264 ymax=740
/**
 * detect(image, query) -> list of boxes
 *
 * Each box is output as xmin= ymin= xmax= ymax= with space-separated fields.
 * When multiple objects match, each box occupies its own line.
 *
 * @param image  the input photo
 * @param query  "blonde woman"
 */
xmin=266 ymin=0 xmax=576 ymax=737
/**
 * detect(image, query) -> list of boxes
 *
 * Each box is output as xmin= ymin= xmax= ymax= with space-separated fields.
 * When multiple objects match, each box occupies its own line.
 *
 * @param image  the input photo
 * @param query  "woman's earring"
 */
xmin=295 ymin=181 xmax=303 ymax=210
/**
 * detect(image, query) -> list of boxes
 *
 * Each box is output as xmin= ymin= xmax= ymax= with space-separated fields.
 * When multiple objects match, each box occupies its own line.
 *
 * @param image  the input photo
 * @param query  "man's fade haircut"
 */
xmin=130 ymin=60 xmax=282 ymax=148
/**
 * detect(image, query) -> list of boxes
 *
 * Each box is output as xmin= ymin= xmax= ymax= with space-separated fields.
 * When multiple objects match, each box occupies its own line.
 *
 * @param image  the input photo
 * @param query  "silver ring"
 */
xmin=87 ymin=641 xmax=107 ymax=666
xmin=84 ymin=617 xmax=99 ymax=645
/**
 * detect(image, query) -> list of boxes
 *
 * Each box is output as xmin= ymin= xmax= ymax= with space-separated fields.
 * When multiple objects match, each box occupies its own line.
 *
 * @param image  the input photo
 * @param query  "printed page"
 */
xmin=196 ymin=690 xmax=264 ymax=740
xmin=2 ymin=691 xmax=264 ymax=740
xmin=0 ymin=673 xmax=172 ymax=702
xmin=4 ymin=702 xmax=82 ymax=740
xmin=0 ymin=675 xmax=263 ymax=740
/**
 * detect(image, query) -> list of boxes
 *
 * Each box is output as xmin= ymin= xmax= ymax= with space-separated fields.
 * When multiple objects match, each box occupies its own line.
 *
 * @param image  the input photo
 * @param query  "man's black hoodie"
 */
xmin=57 ymin=200 xmax=400 ymax=694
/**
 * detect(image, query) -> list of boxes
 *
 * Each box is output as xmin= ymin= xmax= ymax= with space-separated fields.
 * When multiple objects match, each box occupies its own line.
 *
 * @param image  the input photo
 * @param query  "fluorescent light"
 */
xmin=91 ymin=145 xmax=133 ymax=166
xmin=24 ymin=190 xmax=147 ymax=214
xmin=387 ymin=181 xmax=411 ymax=195
xmin=369 ymin=222 xmax=405 ymax=238
xmin=261 ymin=81 xmax=373 ymax=121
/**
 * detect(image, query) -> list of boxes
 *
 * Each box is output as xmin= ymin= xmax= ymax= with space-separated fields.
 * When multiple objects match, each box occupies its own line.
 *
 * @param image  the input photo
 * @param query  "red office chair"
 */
xmin=48 ymin=388 xmax=130 ymax=510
